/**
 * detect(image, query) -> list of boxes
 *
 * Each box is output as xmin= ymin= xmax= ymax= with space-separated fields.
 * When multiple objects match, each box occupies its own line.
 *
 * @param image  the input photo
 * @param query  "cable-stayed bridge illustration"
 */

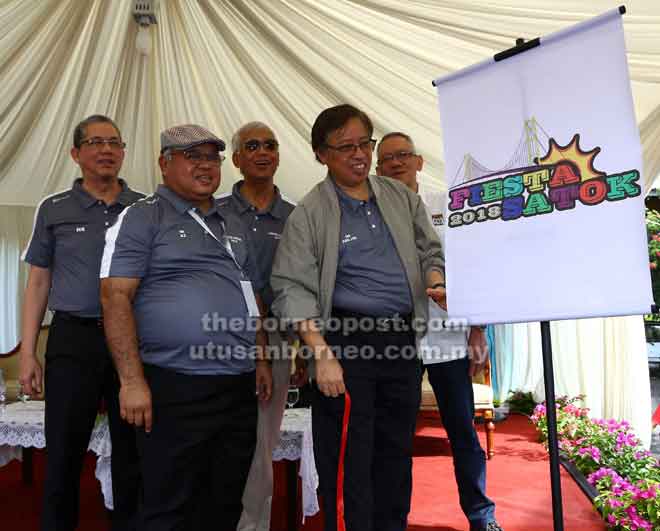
xmin=450 ymin=118 xmax=554 ymax=188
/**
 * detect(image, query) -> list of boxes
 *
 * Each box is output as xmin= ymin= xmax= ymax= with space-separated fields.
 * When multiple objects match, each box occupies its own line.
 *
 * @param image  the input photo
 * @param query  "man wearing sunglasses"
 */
xmin=376 ymin=132 xmax=502 ymax=531
xmin=19 ymin=114 xmax=143 ymax=530
xmin=217 ymin=121 xmax=296 ymax=531
xmin=100 ymin=124 xmax=272 ymax=531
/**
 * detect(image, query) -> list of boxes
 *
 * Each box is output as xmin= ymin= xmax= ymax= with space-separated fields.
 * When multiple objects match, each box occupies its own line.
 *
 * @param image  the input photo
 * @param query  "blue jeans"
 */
xmin=426 ymin=357 xmax=496 ymax=528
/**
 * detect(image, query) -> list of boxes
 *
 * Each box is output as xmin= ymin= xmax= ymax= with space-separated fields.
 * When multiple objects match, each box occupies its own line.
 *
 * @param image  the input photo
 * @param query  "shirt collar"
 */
xmin=156 ymin=184 xmax=221 ymax=219
xmin=72 ymin=179 xmax=97 ymax=209
xmin=232 ymin=180 xmax=287 ymax=219
xmin=72 ymin=178 xmax=133 ymax=209
xmin=116 ymin=179 xmax=137 ymax=206
xmin=331 ymin=176 xmax=374 ymax=213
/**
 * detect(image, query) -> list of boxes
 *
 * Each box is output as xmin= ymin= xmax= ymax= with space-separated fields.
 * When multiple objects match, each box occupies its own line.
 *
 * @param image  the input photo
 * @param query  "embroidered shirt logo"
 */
xmin=342 ymin=233 xmax=358 ymax=244
xmin=178 ymin=229 xmax=187 ymax=238
xmin=75 ymin=226 xmax=86 ymax=233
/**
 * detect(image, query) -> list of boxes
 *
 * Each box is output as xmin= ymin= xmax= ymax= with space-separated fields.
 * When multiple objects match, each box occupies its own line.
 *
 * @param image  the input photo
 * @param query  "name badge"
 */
xmin=240 ymin=281 xmax=260 ymax=317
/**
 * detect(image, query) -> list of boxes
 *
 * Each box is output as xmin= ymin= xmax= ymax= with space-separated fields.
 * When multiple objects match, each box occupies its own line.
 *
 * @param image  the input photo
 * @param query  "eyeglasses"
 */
xmin=324 ymin=138 xmax=377 ymax=155
xmin=244 ymin=139 xmax=279 ymax=152
xmin=377 ymin=151 xmax=416 ymax=165
xmin=79 ymin=137 xmax=126 ymax=150
xmin=179 ymin=150 xmax=225 ymax=165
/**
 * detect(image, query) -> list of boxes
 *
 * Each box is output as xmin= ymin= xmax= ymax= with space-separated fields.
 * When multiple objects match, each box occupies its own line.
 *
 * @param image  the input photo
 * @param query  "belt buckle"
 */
xmin=376 ymin=317 xmax=390 ymax=328
xmin=378 ymin=316 xmax=400 ymax=328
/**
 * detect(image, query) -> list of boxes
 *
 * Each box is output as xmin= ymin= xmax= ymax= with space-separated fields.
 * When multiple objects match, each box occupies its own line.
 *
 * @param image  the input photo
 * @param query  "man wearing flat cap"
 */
xmin=99 ymin=124 xmax=272 ymax=530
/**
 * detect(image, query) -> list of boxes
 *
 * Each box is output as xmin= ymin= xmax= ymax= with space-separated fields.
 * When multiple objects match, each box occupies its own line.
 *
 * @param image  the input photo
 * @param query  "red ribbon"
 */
xmin=337 ymin=390 xmax=351 ymax=531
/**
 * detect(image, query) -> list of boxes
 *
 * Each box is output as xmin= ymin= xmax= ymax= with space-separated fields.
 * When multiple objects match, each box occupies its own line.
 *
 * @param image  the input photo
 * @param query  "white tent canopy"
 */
xmin=1 ymin=0 xmax=658 ymax=201
xmin=1 ymin=0 xmax=659 ymax=444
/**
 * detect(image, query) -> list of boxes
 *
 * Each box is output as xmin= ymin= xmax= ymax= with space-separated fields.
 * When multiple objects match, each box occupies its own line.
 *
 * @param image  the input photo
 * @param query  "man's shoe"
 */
xmin=471 ymin=522 xmax=504 ymax=531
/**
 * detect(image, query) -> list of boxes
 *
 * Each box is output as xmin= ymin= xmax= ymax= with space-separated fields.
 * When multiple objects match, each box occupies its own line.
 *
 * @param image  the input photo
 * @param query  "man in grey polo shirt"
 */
xmin=377 ymin=132 xmax=502 ymax=531
xmin=218 ymin=121 xmax=295 ymax=531
xmin=100 ymin=124 xmax=272 ymax=531
xmin=19 ymin=114 xmax=142 ymax=531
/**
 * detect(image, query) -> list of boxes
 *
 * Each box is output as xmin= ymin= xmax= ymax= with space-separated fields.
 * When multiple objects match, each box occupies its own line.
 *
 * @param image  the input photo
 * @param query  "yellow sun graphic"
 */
xmin=537 ymin=134 xmax=606 ymax=181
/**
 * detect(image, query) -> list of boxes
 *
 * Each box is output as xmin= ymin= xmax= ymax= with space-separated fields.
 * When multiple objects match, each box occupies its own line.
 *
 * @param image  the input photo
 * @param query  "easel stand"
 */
xmin=540 ymin=320 xmax=564 ymax=531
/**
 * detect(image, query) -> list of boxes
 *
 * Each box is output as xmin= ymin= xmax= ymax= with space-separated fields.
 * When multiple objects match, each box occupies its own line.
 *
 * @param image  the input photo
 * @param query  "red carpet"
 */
xmin=0 ymin=413 xmax=604 ymax=530
xmin=408 ymin=412 xmax=604 ymax=531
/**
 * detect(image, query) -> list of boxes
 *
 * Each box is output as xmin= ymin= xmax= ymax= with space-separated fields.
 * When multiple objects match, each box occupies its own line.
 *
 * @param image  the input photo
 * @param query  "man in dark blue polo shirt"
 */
xmin=19 ymin=114 xmax=143 ymax=531
xmin=218 ymin=121 xmax=295 ymax=531
xmin=99 ymin=124 xmax=272 ymax=531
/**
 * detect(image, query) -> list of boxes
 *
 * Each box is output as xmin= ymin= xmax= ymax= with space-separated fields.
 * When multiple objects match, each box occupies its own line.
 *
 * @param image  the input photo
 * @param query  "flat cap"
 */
xmin=160 ymin=124 xmax=225 ymax=153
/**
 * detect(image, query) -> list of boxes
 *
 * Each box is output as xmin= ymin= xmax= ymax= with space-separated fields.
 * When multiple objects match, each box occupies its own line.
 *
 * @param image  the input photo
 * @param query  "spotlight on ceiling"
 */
xmin=133 ymin=1 xmax=158 ymax=56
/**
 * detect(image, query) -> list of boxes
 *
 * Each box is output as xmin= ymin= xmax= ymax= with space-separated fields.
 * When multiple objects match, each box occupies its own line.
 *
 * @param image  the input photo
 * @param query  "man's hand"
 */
xmin=316 ymin=356 xmax=345 ymax=398
xmin=119 ymin=378 xmax=153 ymax=433
xmin=256 ymin=360 xmax=273 ymax=402
xmin=426 ymin=286 xmax=447 ymax=310
xmin=297 ymin=319 xmax=344 ymax=397
xmin=468 ymin=327 xmax=489 ymax=378
xmin=18 ymin=351 xmax=43 ymax=397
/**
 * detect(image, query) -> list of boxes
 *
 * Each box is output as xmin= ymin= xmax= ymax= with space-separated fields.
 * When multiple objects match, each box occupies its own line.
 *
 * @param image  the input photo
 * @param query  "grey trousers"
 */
xmin=236 ymin=340 xmax=291 ymax=531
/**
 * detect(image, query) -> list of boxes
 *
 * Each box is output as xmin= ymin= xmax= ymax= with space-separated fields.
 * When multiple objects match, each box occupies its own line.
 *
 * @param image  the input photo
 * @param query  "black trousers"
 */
xmin=136 ymin=364 xmax=258 ymax=531
xmin=312 ymin=325 xmax=421 ymax=531
xmin=42 ymin=313 xmax=140 ymax=531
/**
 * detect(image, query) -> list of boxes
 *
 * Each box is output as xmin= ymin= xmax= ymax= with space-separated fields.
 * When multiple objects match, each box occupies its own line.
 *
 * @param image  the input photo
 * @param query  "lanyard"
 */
xmin=187 ymin=208 xmax=244 ymax=276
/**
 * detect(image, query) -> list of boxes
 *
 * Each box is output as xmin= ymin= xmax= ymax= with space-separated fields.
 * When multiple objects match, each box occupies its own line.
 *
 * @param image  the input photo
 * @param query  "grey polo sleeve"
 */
xmin=100 ymin=202 xmax=155 ymax=279
xmin=411 ymin=192 xmax=445 ymax=277
xmin=270 ymin=205 xmax=322 ymax=322
xmin=22 ymin=202 xmax=54 ymax=268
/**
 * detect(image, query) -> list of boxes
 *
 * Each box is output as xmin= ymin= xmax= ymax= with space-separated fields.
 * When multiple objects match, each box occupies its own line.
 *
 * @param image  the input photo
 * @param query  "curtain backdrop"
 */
xmin=0 ymin=206 xmax=35 ymax=353
xmin=494 ymin=317 xmax=653 ymax=449
xmin=0 ymin=0 xmax=658 ymax=441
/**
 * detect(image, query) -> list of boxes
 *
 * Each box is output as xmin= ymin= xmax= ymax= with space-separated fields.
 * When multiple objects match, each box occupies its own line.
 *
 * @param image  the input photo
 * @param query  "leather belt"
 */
xmin=330 ymin=308 xmax=413 ymax=332
xmin=54 ymin=311 xmax=103 ymax=327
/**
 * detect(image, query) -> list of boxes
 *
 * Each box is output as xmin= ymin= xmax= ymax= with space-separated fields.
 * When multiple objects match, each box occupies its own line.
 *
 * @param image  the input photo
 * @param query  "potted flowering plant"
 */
xmin=530 ymin=395 xmax=660 ymax=530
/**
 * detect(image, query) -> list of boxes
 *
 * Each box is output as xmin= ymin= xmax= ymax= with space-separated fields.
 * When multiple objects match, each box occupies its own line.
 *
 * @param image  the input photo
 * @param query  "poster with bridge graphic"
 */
xmin=433 ymin=8 xmax=653 ymax=325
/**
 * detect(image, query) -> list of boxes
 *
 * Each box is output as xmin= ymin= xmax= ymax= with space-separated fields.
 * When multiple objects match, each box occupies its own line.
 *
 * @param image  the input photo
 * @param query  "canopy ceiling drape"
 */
xmin=0 ymin=0 xmax=658 ymax=203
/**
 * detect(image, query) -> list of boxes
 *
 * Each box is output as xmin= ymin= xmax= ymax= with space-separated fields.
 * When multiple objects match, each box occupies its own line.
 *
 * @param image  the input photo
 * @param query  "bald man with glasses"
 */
xmin=377 ymin=132 xmax=502 ymax=531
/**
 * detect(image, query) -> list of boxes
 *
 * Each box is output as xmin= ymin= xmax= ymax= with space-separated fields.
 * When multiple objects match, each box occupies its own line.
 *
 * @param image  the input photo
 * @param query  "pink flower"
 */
xmin=577 ymin=446 xmax=600 ymax=463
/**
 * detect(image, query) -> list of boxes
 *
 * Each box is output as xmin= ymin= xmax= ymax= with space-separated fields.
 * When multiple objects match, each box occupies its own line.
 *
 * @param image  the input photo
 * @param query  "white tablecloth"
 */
xmin=274 ymin=407 xmax=319 ymax=518
xmin=0 ymin=401 xmax=113 ymax=505
xmin=0 ymin=402 xmax=319 ymax=518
